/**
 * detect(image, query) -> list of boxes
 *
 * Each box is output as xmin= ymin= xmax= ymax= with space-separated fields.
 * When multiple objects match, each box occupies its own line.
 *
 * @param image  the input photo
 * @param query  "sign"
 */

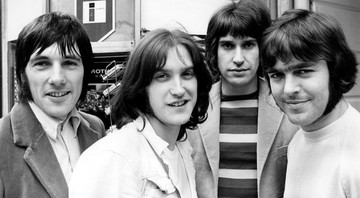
xmin=83 ymin=1 xmax=106 ymax=23
xmin=75 ymin=0 xmax=115 ymax=41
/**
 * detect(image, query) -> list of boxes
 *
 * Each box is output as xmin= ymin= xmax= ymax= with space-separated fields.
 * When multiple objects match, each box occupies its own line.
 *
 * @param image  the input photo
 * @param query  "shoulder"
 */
xmin=209 ymin=81 xmax=221 ymax=102
xmin=80 ymin=122 xmax=146 ymax=159
xmin=79 ymin=111 xmax=105 ymax=132
xmin=0 ymin=114 xmax=11 ymax=132
xmin=337 ymin=106 xmax=360 ymax=184
xmin=79 ymin=110 xmax=103 ymax=124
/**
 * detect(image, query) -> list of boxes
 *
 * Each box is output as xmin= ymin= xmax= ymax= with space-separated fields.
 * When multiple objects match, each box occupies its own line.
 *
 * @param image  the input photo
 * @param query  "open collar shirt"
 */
xmin=133 ymin=116 xmax=195 ymax=197
xmin=28 ymin=101 xmax=82 ymax=184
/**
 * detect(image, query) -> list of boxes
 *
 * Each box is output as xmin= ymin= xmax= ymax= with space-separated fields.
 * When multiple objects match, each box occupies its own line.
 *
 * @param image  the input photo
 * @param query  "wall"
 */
xmin=141 ymin=0 xmax=231 ymax=35
xmin=313 ymin=0 xmax=360 ymax=110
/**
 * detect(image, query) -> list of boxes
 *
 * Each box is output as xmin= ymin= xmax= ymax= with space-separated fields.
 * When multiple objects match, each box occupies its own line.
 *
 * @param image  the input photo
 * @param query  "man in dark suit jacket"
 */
xmin=0 ymin=12 xmax=106 ymax=198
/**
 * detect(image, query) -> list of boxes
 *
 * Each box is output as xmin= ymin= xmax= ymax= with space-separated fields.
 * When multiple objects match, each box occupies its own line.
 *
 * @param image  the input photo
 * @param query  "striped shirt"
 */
xmin=218 ymin=91 xmax=259 ymax=197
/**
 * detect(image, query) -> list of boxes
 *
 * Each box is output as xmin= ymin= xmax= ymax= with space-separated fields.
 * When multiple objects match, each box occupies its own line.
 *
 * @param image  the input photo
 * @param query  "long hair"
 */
xmin=205 ymin=0 xmax=271 ymax=81
xmin=111 ymin=28 xmax=212 ymax=140
xmin=16 ymin=12 xmax=93 ymax=102
xmin=261 ymin=9 xmax=358 ymax=115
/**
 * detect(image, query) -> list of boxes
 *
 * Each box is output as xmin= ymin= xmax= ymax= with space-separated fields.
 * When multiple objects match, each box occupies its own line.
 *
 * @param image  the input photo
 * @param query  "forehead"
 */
xmin=162 ymin=45 xmax=193 ymax=69
xmin=219 ymin=34 xmax=256 ymax=42
xmin=273 ymin=58 xmax=328 ymax=73
xmin=31 ymin=43 xmax=81 ymax=58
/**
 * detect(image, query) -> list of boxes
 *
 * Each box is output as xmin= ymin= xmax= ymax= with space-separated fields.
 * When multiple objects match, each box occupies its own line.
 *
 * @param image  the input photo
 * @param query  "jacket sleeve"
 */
xmin=69 ymin=150 xmax=142 ymax=198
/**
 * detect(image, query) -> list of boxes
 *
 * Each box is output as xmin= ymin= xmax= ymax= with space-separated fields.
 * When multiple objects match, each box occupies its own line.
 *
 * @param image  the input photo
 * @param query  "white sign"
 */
xmin=83 ymin=1 xmax=106 ymax=24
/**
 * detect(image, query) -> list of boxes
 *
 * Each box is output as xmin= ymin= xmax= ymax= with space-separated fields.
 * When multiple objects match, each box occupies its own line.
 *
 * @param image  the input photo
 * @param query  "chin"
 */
xmin=169 ymin=117 xmax=190 ymax=126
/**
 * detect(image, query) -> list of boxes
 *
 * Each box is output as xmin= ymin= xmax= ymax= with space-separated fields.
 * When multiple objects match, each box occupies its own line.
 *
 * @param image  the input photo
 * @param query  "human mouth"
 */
xmin=46 ymin=91 xmax=70 ymax=97
xmin=229 ymin=68 xmax=248 ymax=72
xmin=284 ymin=99 xmax=308 ymax=108
xmin=169 ymin=100 xmax=187 ymax=107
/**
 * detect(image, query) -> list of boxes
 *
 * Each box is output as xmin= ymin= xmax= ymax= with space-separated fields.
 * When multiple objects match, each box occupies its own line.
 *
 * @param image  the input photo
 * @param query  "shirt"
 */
xmin=139 ymin=117 xmax=193 ymax=198
xmin=28 ymin=101 xmax=81 ymax=184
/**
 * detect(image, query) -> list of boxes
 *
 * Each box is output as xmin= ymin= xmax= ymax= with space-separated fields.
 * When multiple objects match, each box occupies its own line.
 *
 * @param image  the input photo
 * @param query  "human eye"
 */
xmin=294 ymin=69 xmax=313 ymax=77
xmin=33 ymin=61 xmax=51 ymax=69
xmin=153 ymin=71 xmax=169 ymax=82
xmin=182 ymin=68 xmax=195 ymax=80
xmin=242 ymin=40 xmax=257 ymax=49
xmin=63 ymin=59 xmax=82 ymax=69
xmin=220 ymin=41 xmax=235 ymax=50
xmin=268 ymin=72 xmax=284 ymax=81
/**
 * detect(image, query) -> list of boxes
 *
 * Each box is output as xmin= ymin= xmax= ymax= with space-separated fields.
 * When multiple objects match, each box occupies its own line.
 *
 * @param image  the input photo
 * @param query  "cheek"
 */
xmin=187 ymin=79 xmax=198 ymax=94
xmin=270 ymin=83 xmax=283 ymax=101
xmin=248 ymin=52 xmax=259 ymax=66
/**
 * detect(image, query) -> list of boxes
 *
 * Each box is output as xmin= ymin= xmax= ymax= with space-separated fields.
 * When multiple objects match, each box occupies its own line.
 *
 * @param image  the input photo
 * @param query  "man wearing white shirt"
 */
xmin=261 ymin=9 xmax=360 ymax=197
xmin=0 ymin=12 xmax=105 ymax=198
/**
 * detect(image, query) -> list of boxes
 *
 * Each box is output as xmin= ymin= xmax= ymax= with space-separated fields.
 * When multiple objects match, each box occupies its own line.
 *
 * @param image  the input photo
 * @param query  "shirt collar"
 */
xmin=133 ymin=116 xmax=169 ymax=156
xmin=28 ymin=101 xmax=81 ymax=141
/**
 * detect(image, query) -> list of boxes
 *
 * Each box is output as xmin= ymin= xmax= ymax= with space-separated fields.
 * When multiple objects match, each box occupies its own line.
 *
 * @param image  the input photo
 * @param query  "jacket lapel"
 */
xmin=257 ymin=79 xmax=284 ymax=179
xmin=177 ymin=141 xmax=198 ymax=198
xmin=77 ymin=118 xmax=102 ymax=152
xmin=198 ymin=82 xmax=221 ymax=181
xmin=12 ymin=102 xmax=67 ymax=198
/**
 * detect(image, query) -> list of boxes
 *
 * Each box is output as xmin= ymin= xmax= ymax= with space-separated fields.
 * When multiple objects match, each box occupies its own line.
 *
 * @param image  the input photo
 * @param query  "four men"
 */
xmin=0 ymin=3 xmax=358 ymax=198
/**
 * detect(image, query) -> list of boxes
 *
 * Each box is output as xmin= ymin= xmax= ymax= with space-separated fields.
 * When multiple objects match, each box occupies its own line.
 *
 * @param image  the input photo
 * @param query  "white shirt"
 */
xmin=139 ymin=118 xmax=192 ymax=198
xmin=284 ymin=104 xmax=360 ymax=198
xmin=28 ymin=101 xmax=81 ymax=184
xmin=163 ymin=145 xmax=192 ymax=198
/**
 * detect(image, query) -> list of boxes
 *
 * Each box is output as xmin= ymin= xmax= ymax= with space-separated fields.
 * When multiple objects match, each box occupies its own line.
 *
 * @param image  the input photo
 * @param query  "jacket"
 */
xmin=69 ymin=116 xmax=197 ymax=198
xmin=0 ymin=102 xmax=105 ymax=198
xmin=187 ymin=78 xmax=299 ymax=198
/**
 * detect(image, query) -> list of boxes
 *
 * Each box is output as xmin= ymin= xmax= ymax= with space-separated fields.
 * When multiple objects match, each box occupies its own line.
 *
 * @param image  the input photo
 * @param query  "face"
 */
xmin=217 ymin=34 xmax=259 ymax=95
xmin=25 ymin=43 xmax=84 ymax=120
xmin=146 ymin=45 xmax=197 ymax=129
xmin=267 ymin=58 xmax=331 ymax=131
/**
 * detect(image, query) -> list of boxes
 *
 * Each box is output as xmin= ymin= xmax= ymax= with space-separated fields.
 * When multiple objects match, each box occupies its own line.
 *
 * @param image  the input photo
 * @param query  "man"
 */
xmin=261 ymin=9 xmax=360 ymax=197
xmin=187 ymin=0 xmax=298 ymax=197
xmin=0 ymin=12 xmax=105 ymax=198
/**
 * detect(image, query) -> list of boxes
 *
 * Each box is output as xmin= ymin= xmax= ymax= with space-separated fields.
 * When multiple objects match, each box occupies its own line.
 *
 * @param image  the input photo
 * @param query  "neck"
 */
xmin=221 ymin=77 xmax=258 ymax=96
xmin=303 ymin=98 xmax=348 ymax=132
xmin=146 ymin=115 xmax=180 ymax=151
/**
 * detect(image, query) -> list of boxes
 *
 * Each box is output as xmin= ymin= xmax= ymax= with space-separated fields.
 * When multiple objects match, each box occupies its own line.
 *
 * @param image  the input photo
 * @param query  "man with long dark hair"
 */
xmin=0 ymin=12 xmax=105 ymax=198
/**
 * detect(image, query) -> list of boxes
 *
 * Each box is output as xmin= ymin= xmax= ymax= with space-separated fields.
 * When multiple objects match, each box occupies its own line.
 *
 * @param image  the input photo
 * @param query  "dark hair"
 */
xmin=205 ymin=0 xmax=271 ymax=81
xmin=15 ymin=11 xmax=93 ymax=102
xmin=111 ymin=28 xmax=212 ymax=140
xmin=261 ymin=9 xmax=358 ymax=115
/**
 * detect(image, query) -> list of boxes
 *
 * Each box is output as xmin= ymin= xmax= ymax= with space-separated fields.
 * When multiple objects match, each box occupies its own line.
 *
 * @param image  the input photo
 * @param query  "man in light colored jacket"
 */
xmin=188 ymin=0 xmax=298 ymax=197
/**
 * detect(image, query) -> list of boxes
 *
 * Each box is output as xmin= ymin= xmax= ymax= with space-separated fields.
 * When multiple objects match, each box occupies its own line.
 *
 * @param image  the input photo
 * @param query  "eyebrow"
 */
xmin=268 ymin=62 xmax=314 ymax=73
xmin=29 ymin=55 xmax=81 ymax=62
xmin=63 ymin=55 xmax=82 ymax=62
xmin=158 ymin=64 xmax=194 ymax=72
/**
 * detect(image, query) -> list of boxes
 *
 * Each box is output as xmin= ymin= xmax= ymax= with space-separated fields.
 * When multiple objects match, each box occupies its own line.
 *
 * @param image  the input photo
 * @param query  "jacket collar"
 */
xmin=197 ymin=81 xmax=221 ymax=182
xmin=11 ymin=102 xmax=68 ymax=198
xmin=257 ymin=78 xmax=284 ymax=179
xmin=11 ymin=102 xmax=100 ymax=198
xmin=197 ymin=79 xmax=285 ymax=181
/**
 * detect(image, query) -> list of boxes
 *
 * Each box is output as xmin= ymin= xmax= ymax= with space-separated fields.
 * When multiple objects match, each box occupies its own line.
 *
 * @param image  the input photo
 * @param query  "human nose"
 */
xmin=283 ymin=75 xmax=300 ymax=96
xmin=170 ymin=76 xmax=185 ymax=97
xmin=48 ymin=64 xmax=66 ymax=86
xmin=233 ymin=46 xmax=244 ymax=65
